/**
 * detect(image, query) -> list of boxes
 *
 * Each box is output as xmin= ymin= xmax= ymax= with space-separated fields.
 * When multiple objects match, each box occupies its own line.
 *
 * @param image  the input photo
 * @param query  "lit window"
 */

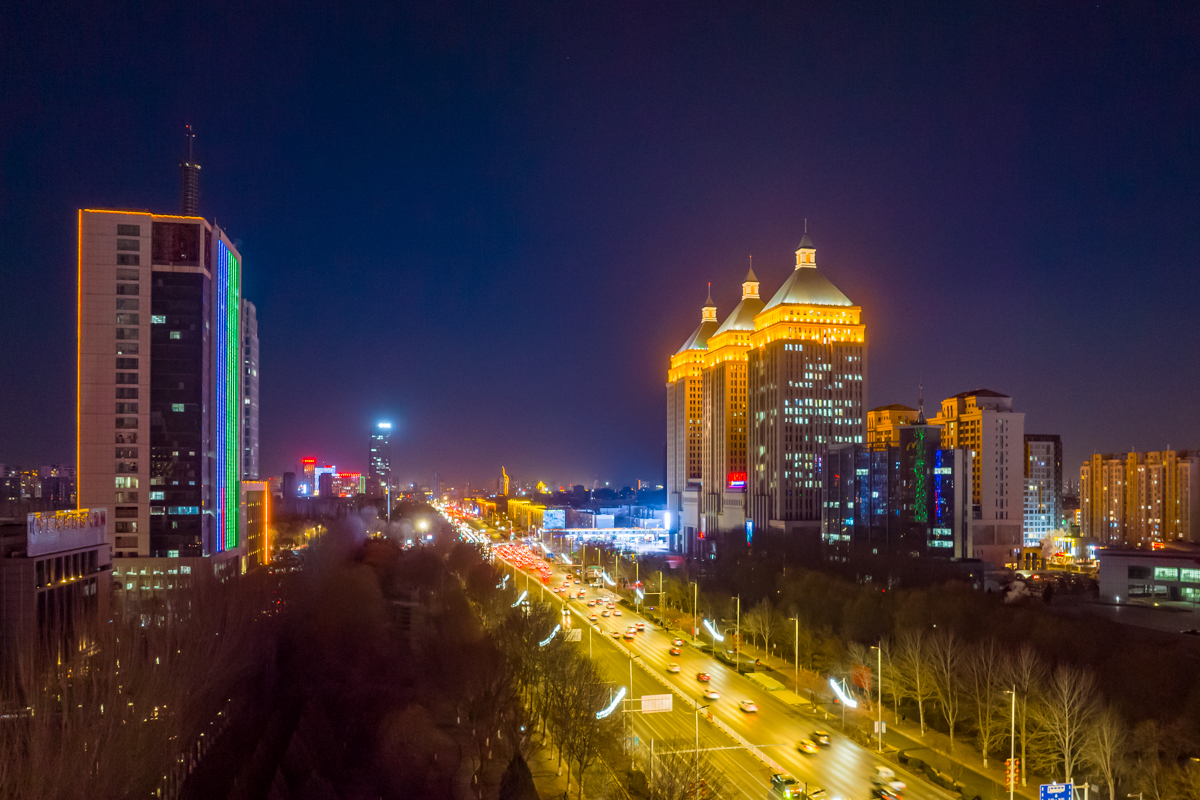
xmin=151 ymin=315 xmax=166 ymax=324
xmin=170 ymin=331 xmax=181 ymax=339
xmin=172 ymin=403 xmax=185 ymax=412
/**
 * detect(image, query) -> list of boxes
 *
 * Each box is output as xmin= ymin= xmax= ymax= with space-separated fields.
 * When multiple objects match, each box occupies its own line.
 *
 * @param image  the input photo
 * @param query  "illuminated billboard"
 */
xmin=543 ymin=509 xmax=566 ymax=529
xmin=726 ymin=471 xmax=747 ymax=492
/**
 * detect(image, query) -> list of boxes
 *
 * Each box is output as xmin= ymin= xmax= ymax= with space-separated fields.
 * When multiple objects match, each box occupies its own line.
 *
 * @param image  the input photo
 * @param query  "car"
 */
xmin=577 ymin=590 xmax=585 ymax=597
xmin=672 ymin=638 xmax=684 ymax=646
xmin=611 ymin=630 xmax=621 ymax=638
xmin=770 ymin=774 xmax=799 ymax=800
xmin=666 ymin=663 xmax=681 ymax=673
xmin=797 ymin=739 xmax=819 ymax=754
xmin=574 ymin=579 xmax=581 ymax=585
xmin=669 ymin=647 xmax=682 ymax=656
xmin=636 ymin=622 xmax=645 ymax=631
xmin=703 ymin=689 xmax=720 ymax=700
xmin=739 ymin=700 xmax=758 ymax=713
xmin=811 ymin=730 xmax=831 ymax=746
xmin=873 ymin=786 xmax=903 ymax=800
xmin=601 ymin=610 xmax=610 ymax=617
xmin=588 ymin=613 xmax=599 ymax=622
xmin=587 ymin=600 xmax=595 ymax=607
xmin=624 ymin=630 xmax=636 ymax=639
xmin=696 ymin=672 xmax=711 ymax=682
xmin=613 ymin=610 xmax=622 ymax=616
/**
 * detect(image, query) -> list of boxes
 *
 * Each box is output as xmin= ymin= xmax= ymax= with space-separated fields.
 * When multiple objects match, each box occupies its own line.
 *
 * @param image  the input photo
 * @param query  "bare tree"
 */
xmin=928 ymin=630 xmax=965 ymax=752
xmin=744 ymin=598 xmax=782 ymax=658
xmin=1004 ymin=643 xmax=1047 ymax=787
xmin=1085 ymin=705 xmax=1129 ymax=800
xmin=877 ymin=637 xmax=906 ymax=719
xmin=562 ymin=655 xmax=618 ymax=800
xmin=642 ymin=737 xmax=732 ymax=800
xmin=963 ymin=638 xmax=1008 ymax=767
xmin=896 ymin=630 xmax=937 ymax=735
xmin=1032 ymin=665 xmax=1098 ymax=782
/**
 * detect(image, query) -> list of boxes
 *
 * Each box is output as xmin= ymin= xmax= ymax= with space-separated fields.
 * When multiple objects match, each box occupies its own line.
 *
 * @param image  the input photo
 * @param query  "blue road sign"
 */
xmin=1040 ymin=784 xmax=1073 ymax=800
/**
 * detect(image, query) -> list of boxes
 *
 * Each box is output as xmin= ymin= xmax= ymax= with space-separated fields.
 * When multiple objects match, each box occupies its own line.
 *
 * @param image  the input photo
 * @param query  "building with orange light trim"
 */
xmin=666 ymin=288 xmax=719 ymax=552
xmin=699 ymin=265 xmax=762 ymax=544
xmin=746 ymin=235 xmax=867 ymax=539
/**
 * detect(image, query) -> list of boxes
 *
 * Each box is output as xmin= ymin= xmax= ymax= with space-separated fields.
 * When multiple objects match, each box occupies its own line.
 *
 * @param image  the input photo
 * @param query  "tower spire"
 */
xmin=916 ymin=383 xmax=927 ymax=424
xmin=702 ymin=283 xmax=717 ymax=321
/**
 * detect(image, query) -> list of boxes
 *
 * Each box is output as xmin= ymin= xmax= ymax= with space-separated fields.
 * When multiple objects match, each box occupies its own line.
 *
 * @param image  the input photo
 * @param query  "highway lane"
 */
xmin=493 ymin=544 xmax=959 ymax=800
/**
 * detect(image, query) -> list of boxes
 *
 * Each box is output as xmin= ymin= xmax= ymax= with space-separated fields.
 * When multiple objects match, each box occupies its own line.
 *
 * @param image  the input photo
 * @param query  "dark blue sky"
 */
xmin=2 ymin=2 xmax=1198 ymax=489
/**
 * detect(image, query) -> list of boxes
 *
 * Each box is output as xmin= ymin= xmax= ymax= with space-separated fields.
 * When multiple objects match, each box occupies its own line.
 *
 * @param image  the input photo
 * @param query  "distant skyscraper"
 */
xmin=1023 ymin=434 xmax=1062 ymax=546
xmin=369 ymin=423 xmax=392 ymax=498
xmin=747 ymin=235 xmax=867 ymax=539
xmin=666 ymin=288 xmax=719 ymax=553
xmin=241 ymin=299 xmax=260 ymax=480
xmin=78 ymin=205 xmax=243 ymax=558
xmin=180 ymin=125 xmax=200 ymax=216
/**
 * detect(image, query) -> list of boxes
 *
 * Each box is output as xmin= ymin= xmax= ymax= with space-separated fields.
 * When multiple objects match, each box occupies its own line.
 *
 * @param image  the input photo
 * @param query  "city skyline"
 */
xmin=2 ymin=3 xmax=1199 ymax=487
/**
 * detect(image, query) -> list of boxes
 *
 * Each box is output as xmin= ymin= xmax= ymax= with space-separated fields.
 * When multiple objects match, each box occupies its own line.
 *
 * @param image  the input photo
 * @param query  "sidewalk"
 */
xmin=741 ymin=643 xmax=1049 ymax=800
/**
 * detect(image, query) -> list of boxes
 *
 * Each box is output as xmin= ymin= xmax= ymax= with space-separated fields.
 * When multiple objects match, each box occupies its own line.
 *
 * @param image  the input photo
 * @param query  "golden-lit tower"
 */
xmin=667 ymin=287 xmax=719 ymax=554
xmin=747 ymin=233 xmax=867 ymax=538
xmin=700 ymin=263 xmax=763 ymax=543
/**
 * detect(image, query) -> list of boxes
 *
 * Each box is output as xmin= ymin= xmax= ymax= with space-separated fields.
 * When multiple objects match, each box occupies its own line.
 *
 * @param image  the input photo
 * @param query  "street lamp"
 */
xmin=791 ymin=618 xmax=799 ymax=697
xmin=691 ymin=582 xmax=698 ymax=645
xmin=1007 ymin=687 xmax=1017 ymax=800
xmin=871 ymin=644 xmax=883 ymax=753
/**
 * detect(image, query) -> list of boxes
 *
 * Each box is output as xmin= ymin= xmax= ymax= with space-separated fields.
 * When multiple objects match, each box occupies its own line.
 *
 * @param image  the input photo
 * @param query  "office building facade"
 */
xmin=241 ymin=299 xmax=260 ymax=480
xmin=666 ymin=290 xmax=719 ymax=553
xmin=700 ymin=267 xmax=762 ymax=543
xmin=78 ymin=208 xmax=244 ymax=559
xmin=369 ymin=423 xmax=392 ymax=498
xmin=1023 ymin=434 xmax=1062 ymax=546
xmin=746 ymin=236 xmax=866 ymax=538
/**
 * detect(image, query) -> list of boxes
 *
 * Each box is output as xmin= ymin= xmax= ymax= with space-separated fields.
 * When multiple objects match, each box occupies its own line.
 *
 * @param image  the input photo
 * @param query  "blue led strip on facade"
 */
xmin=216 ymin=242 xmax=227 ymax=552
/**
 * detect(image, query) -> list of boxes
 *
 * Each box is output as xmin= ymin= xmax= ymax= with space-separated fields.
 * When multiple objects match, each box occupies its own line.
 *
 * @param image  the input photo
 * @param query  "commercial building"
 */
xmin=666 ymin=289 xmax=719 ymax=552
xmin=1081 ymin=450 xmax=1200 ymax=544
xmin=241 ymin=299 xmax=260 ymax=480
xmin=1096 ymin=545 xmax=1200 ymax=604
xmin=746 ymin=235 xmax=866 ymax=539
xmin=866 ymin=404 xmax=918 ymax=445
xmin=1 ymin=509 xmax=112 ymax=673
xmin=243 ymin=480 xmax=270 ymax=567
xmin=1023 ymin=434 xmax=1062 ymax=547
xmin=823 ymin=408 xmax=972 ymax=557
xmin=700 ymin=266 xmax=762 ymax=544
xmin=78 ymin=208 xmax=245 ymax=560
xmin=369 ymin=423 xmax=392 ymax=498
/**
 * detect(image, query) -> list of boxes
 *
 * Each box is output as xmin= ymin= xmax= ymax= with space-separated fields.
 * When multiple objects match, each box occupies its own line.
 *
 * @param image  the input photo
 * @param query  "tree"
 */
xmin=896 ymin=630 xmax=936 ymax=735
xmin=928 ymin=630 xmax=965 ymax=752
xmin=963 ymin=639 xmax=1008 ymax=767
xmin=561 ymin=655 xmax=618 ymax=800
xmin=744 ymin=598 xmax=782 ymax=658
xmin=1033 ymin=665 xmax=1098 ymax=782
xmin=1004 ymin=644 xmax=1046 ymax=787
xmin=641 ymin=737 xmax=732 ymax=800
xmin=1085 ymin=705 xmax=1129 ymax=800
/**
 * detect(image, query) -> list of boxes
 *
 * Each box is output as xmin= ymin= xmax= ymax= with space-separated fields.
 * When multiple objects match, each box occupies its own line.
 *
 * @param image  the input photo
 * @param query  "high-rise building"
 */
xmin=78 ymin=206 xmax=244 ymax=559
xmin=1023 ymin=434 xmax=1062 ymax=547
xmin=700 ymin=266 xmax=762 ymax=544
xmin=242 ymin=480 xmax=270 ymax=567
xmin=666 ymin=289 xmax=719 ymax=552
xmin=369 ymin=423 xmax=392 ymax=498
xmin=241 ymin=299 xmax=260 ymax=480
xmin=866 ymin=404 xmax=918 ymax=445
xmin=301 ymin=457 xmax=316 ymax=495
xmin=823 ymin=410 xmax=972 ymax=557
xmin=747 ymin=235 xmax=867 ymax=539
xmin=1081 ymin=450 xmax=1200 ymax=544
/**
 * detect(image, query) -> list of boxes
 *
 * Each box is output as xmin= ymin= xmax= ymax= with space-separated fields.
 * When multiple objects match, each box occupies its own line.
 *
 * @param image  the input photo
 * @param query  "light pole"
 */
xmin=695 ymin=702 xmax=711 ymax=795
xmin=692 ymin=582 xmax=698 ymax=644
xmin=1008 ymin=687 xmax=1016 ymax=800
xmin=791 ymin=618 xmax=799 ymax=694
xmin=735 ymin=596 xmax=741 ymax=673
xmin=871 ymin=645 xmax=883 ymax=752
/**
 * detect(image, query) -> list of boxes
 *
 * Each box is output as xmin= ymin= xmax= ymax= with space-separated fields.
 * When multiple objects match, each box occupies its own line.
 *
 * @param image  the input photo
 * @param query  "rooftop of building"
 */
xmin=1096 ymin=545 xmax=1200 ymax=561
xmin=712 ymin=295 xmax=764 ymax=336
xmin=870 ymin=404 xmax=917 ymax=413
xmin=762 ymin=265 xmax=853 ymax=310
xmin=675 ymin=318 xmax=720 ymax=354
xmin=950 ymin=388 xmax=1010 ymax=399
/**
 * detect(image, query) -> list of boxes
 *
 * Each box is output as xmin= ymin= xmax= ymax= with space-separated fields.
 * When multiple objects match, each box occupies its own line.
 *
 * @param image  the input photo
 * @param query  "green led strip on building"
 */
xmin=225 ymin=247 xmax=241 ymax=550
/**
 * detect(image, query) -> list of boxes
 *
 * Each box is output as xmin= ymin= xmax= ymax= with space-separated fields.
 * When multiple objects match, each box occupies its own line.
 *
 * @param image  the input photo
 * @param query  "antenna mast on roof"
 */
xmin=180 ymin=124 xmax=201 ymax=215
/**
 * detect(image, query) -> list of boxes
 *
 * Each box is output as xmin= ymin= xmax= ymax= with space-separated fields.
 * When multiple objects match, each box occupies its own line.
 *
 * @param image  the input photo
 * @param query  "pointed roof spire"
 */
xmin=741 ymin=257 xmax=760 ymax=299
xmin=705 ymin=282 xmax=714 ymax=307
xmin=745 ymin=255 xmax=758 ymax=283
xmin=701 ymin=282 xmax=717 ymax=321
xmin=916 ymin=383 xmax=927 ymax=424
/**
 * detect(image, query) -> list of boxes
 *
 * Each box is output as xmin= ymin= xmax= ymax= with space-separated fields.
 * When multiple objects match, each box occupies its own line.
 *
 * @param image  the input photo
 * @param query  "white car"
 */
xmin=739 ymin=700 xmax=758 ymax=713
xmin=666 ymin=663 xmax=681 ymax=673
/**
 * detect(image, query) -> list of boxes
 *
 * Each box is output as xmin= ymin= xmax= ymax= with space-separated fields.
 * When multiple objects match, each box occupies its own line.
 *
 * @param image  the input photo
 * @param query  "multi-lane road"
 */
xmin=490 ymin=541 xmax=963 ymax=800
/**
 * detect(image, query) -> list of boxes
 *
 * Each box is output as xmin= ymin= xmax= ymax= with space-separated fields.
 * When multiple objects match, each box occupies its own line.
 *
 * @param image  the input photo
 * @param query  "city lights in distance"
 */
xmin=377 ymin=421 xmax=392 ymax=429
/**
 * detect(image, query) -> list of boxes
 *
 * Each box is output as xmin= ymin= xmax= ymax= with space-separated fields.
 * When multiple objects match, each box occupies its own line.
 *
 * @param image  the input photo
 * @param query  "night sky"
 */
xmin=2 ymin=2 xmax=1198 ymax=489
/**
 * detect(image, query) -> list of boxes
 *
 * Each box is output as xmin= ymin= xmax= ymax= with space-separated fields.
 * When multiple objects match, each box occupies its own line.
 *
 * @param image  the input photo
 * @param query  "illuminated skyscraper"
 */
xmin=78 ymin=216 xmax=243 ymax=557
xmin=747 ymin=235 xmax=867 ymax=539
xmin=369 ymin=423 xmax=392 ymax=498
xmin=700 ymin=265 xmax=762 ymax=544
xmin=666 ymin=288 xmax=719 ymax=553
